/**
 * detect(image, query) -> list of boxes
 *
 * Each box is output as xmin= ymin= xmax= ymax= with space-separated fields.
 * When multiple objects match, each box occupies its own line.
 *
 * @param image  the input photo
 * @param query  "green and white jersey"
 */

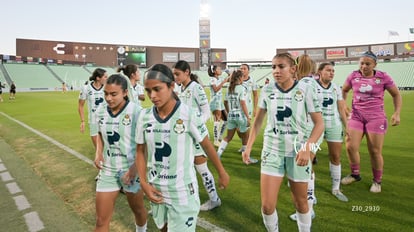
xmin=130 ymin=83 xmax=144 ymax=107
xmin=79 ymin=82 xmax=105 ymax=124
xmin=209 ymin=76 xmax=225 ymax=103
xmin=96 ymin=101 xmax=142 ymax=177
xmin=177 ymin=80 xmax=210 ymax=123
xmin=258 ymin=80 xmax=321 ymax=157
xmin=316 ymin=81 xmax=343 ymax=128
xmin=225 ymin=85 xmax=246 ymax=119
xmin=242 ymin=76 xmax=258 ymax=116
xmin=136 ymin=101 xmax=208 ymax=205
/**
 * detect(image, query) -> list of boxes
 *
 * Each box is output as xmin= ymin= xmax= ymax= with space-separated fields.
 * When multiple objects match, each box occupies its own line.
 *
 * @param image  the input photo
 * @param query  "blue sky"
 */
xmin=1 ymin=0 xmax=413 ymax=61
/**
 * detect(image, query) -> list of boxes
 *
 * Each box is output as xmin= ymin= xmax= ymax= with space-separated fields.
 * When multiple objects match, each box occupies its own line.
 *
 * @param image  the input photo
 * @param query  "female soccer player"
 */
xmin=135 ymin=64 xmax=229 ymax=231
xmin=93 ymin=74 xmax=147 ymax=232
xmin=208 ymin=65 xmax=229 ymax=146
xmin=118 ymin=64 xmax=145 ymax=106
xmin=341 ymin=51 xmax=402 ymax=193
xmin=243 ymin=53 xmax=324 ymax=232
xmin=315 ymin=62 xmax=348 ymax=201
xmin=173 ymin=60 xmax=222 ymax=211
xmin=78 ymin=68 xmax=108 ymax=148
xmin=216 ymin=70 xmax=252 ymax=161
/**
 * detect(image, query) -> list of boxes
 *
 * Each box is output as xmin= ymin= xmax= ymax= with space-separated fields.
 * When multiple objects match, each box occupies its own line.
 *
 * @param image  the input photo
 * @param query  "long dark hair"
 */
xmin=89 ymin=68 xmax=106 ymax=81
xmin=145 ymin=64 xmax=179 ymax=100
xmin=117 ymin=64 xmax=138 ymax=79
xmin=228 ymin=70 xmax=243 ymax=94
xmin=208 ymin=64 xmax=218 ymax=77
xmin=173 ymin=60 xmax=200 ymax=84
xmin=106 ymin=74 xmax=129 ymax=101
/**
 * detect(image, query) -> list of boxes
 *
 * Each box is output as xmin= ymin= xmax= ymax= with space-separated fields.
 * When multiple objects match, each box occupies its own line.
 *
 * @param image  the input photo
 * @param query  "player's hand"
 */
xmin=80 ymin=121 xmax=85 ymax=133
xmin=218 ymin=171 xmax=230 ymax=190
xmin=242 ymin=151 xmax=252 ymax=165
xmin=142 ymin=182 xmax=163 ymax=204
xmin=391 ymin=112 xmax=400 ymax=126
xmin=295 ymin=149 xmax=310 ymax=166
xmin=94 ymin=157 xmax=104 ymax=169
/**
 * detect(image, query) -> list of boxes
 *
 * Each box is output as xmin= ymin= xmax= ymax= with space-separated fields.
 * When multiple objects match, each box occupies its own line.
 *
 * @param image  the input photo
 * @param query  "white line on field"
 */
xmin=0 ymin=111 xmax=227 ymax=232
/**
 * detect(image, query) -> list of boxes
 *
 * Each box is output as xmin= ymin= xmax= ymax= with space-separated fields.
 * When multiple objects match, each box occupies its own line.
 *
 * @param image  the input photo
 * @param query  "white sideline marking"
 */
xmin=13 ymin=195 xmax=31 ymax=211
xmin=6 ymin=182 xmax=22 ymax=194
xmin=0 ymin=171 xmax=13 ymax=182
xmin=0 ymin=112 xmax=94 ymax=166
xmin=0 ymin=112 xmax=228 ymax=232
xmin=24 ymin=211 xmax=45 ymax=232
xmin=0 ymin=163 xmax=6 ymax=172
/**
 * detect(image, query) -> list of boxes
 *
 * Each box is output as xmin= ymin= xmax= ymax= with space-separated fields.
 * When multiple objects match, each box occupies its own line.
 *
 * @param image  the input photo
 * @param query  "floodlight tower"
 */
xmin=199 ymin=0 xmax=211 ymax=69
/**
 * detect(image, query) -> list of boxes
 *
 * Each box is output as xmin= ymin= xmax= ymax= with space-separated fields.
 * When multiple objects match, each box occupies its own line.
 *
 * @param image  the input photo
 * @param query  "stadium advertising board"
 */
xmin=396 ymin=42 xmax=414 ymax=55
xmin=306 ymin=49 xmax=324 ymax=61
xmin=348 ymin=46 xmax=369 ymax=57
xmin=179 ymin=52 xmax=195 ymax=62
xmin=371 ymin=44 xmax=394 ymax=56
xmin=162 ymin=52 xmax=179 ymax=62
xmin=326 ymin=48 xmax=346 ymax=59
xmin=211 ymin=52 xmax=226 ymax=62
xmin=288 ymin=50 xmax=305 ymax=58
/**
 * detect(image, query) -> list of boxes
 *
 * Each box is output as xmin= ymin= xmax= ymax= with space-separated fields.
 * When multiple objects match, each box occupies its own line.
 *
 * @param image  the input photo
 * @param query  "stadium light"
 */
xmin=200 ymin=0 xmax=210 ymax=19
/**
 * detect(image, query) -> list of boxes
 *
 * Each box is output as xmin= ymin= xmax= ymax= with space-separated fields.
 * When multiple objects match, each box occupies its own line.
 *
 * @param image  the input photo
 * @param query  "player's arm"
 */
xmin=252 ymin=90 xmax=258 ymax=117
xmin=341 ymin=83 xmax=352 ymax=118
xmin=243 ymin=107 xmax=266 ymax=164
xmin=211 ymin=78 xmax=229 ymax=93
xmin=78 ymin=99 xmax=86 ymax=133
xmin=387 ymin=85 xmax=402 ymax=126
xmin=94 ymin=133 xmax=104 ymax=169
xmin=240 ymin=99 xmax=250 ymax=126
xmin=296 ymin=112 xmax=324 ymax=166
xmin=337 ymin=100 xmax=348 ymax=128
xmin=199 ymin=137 xmax=229 ymax=189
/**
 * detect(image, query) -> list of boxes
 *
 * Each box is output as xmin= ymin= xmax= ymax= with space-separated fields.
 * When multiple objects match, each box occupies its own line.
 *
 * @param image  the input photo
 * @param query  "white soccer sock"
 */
xmin=262 ymin=210 xmax=279 ymax=232
xmin=195 ymin=163 xmax=219 ymax=202
xmin=296 ymin=210 xmax=312 ymax=232
xmin=307 ymin=172 xmax=315 ymax=202
xmin=217 ymin=141 xmax=228 ymax=158
xmin=213 ymin=121 xmax=220 ymax=142
xmin=219 ymin=121 xmax=227 ymax=141
xmin=136 ymin=222 xmax=147 ymax=232
xmin=330 ymin=162 xmax=341 ymax=191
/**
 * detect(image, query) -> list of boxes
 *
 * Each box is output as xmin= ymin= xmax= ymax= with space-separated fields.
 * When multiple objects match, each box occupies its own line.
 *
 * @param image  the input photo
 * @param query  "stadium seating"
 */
xmin=3 ymin=63 xmax=61 ymax=91
xmin=2 ymin=61 xmax=413 ymax=92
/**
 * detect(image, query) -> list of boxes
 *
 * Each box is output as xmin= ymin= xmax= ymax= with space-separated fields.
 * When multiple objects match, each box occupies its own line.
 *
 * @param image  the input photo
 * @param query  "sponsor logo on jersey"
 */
xmin=276 ymin=106 xmax=292 ymax=121
xmin=375 ymin=78 xmax=381 ymax=84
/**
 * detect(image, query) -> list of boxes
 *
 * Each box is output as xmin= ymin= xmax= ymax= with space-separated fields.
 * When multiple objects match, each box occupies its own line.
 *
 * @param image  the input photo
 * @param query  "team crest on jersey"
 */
xmin=294 ymin=90 xmax=304 ymax=102
xmin=185 ymin=90 xmax=192 ymax=98
xmin=122 ymin=114 xmax=131 ymax=126
xmin=174 ymin=119 xmax=185 ymax=134
xmin=375 ymin=78 xmax=381 ymax=84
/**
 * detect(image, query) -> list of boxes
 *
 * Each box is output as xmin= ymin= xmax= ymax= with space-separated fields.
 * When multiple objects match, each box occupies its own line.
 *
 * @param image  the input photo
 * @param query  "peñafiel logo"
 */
xmin=293 ymin=135 xmax=321 ymax=154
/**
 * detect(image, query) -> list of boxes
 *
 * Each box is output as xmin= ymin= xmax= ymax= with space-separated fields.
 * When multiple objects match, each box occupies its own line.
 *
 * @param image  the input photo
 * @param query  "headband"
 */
xmin=361 ymin=51 xmax=377 ymax=62
xmin=144 ymin=70 xmax=174 ymax=83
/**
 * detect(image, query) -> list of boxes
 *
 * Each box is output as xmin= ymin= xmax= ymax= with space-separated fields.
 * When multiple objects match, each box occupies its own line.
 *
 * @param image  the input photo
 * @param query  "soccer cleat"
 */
xmin=249 ymin=158 xmax=259 ymax=164
xmin=289 ymin=209 xmax=316 ymax=221
xmin=332 ymin=189 xmax=349 ymax=202
xmin=238 ymin=147 xmax=245 ymax=152
xmin=341 ymin=174 xmax=361 ymax=185
xmin=214 ymin=141 xmax=221 ymax=147
xmin=370 ymin=182 xmax=381 ymax=193
xmin=200 ymin=198 xmax=222 ymax=211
